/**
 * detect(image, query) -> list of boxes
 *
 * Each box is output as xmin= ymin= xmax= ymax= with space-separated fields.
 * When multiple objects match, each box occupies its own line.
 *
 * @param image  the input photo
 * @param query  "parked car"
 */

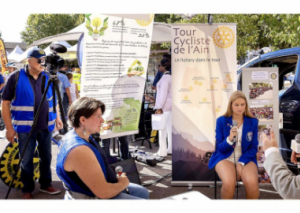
xmin=237 ymin=47 xmax=300 ymax=173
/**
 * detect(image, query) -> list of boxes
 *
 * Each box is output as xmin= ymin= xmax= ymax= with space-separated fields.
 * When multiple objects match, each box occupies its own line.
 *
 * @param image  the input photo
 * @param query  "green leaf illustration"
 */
xmin=86 ymin=26 xmax=93 ymax=32
xmin=88 ymin=31 xmax=93 ymax=36
xmin=85 ymin=14 xmax=92 ymax=22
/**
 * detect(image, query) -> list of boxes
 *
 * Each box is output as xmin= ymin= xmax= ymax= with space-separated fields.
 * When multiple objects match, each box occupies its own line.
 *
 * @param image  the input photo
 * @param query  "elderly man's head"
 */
xmin=27 ymin=48 xmax=46 ymax=73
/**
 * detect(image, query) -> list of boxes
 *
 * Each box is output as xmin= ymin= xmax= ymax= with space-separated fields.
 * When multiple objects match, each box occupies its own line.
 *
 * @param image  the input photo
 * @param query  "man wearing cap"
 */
xmin=1 ymin=48 xmax=63 ymax=199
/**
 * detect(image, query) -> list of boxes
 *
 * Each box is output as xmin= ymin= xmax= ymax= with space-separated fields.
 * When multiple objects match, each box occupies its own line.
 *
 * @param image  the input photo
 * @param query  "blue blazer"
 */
xmin=208 ymin=115 xmax=259 ymax=169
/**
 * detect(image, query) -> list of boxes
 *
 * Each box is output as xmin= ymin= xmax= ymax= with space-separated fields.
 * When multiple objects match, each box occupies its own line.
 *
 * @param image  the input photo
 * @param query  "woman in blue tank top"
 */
xmin=56 ymin=97 xmax=149 ymax=199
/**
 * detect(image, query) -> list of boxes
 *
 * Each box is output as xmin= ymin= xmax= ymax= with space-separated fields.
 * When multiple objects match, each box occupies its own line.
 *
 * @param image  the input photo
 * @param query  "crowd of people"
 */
xmin=250 ymin=106 xmax=273 ymax=120
xmin=2 ymin=47 xmax=300 ymax=200
xmin=249 ymin=86 xmax=272 ymax=99
xmin=0 ymin=48 xmax=168 ymax=199
xmin=0 ymin=48 xmax=83 ymax=199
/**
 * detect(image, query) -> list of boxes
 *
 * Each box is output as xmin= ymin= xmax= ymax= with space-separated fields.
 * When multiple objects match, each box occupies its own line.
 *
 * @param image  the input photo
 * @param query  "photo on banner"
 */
xmin=242 ymin=67 xmax=279 ymax=184
xmin=171 ymin=24 xmax=237 ymax=184
xmin=80 ymin=14 xmax=154 ymax=139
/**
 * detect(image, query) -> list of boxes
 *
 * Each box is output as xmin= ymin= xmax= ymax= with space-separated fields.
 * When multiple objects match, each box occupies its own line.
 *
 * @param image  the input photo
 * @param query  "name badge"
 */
xmin=246 ymin=132 xmax=253 ymax=141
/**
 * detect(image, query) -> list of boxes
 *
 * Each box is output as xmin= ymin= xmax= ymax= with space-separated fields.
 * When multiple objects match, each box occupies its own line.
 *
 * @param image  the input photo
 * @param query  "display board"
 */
xmin=171 ymin=23 xmax=237 ymax=185
xmin=242 ymin=67 xmax=279 ymax=184
xmin=81 ymin=14 xmax=154 ymax=139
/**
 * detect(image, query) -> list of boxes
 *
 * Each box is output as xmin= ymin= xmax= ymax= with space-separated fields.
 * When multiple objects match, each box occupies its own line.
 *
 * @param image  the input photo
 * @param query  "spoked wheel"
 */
xmin=0 ymin=142 xmax=40 ymax=188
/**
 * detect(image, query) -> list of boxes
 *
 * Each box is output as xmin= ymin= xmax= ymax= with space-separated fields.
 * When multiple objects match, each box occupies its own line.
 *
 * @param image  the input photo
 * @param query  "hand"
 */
xmin=155 ymin=109 xmax=163 ymax=114
xmin=291 ymin=151 xmax=300 ymax=164
xmin=118 ymin=173 xmax=129 ymax=188
xmin=6 ymin=128 xmax=18 ymax=144
xmin=262 ymin=130 xmax=278 ymax=152
xmin=236 ymin=163 xmax=243 ymax=181
xmin=68 ymin=100 xmax=72 ymax=105
xmin=56 ymin=117 xmax=63 ymax=130
xmin=151 ymin=86 xmax=156 ymax=90
xmin=229 ymin=126 xmax=238 ymax=141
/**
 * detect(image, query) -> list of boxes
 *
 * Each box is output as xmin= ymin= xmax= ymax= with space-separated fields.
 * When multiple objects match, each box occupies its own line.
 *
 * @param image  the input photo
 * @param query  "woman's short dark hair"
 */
xmin=68 ymin=97 xmax=105 ymax=128
xmin=161 ymin=58 xmax=171 ymax=71
xmin=66 ymin=73 xmax=73 ymax=80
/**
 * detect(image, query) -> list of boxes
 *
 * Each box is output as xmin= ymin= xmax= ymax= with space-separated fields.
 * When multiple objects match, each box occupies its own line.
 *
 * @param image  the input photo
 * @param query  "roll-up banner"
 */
xmin=171 ymin=24 xmax=237 ymax=186
xmin=81 ymin=14 xmax=154 ymax=139
xmin=242 ymin=67 xmax=279 ymax=184
xmin=0 ymin=38 xmax=8 ymax=74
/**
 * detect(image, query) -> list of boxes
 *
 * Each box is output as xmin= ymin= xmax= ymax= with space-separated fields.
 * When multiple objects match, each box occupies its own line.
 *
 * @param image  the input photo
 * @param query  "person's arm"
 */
xmin=2 ymin=74 xmax=17 ymax=144
xmin=64 ymin=145 xmax=129 ymax=199
xmin=0 ymin=74 xmax=5 ymax=91
xmin=0 ymin=83 xmax=4 ymax=91
xmin=262 ymin=131 xmax=300 ymax=199
xmin=65 ymin=87 xmax=72 ymax=105
xmin=2 ymin=100 xmax=17 ymax=144
xmin=55 ymin=104 xmax=63 ymax=130
xmin=215 ymin=117 xmax=237 ymax=153
xmin=238 ymin=119 xmax=259 ymax=165
xmin=75 ymin=84 xmax=79 ymax=99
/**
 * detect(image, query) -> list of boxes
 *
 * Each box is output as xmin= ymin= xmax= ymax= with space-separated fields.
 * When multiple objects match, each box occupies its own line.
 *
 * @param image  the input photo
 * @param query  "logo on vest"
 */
xmin=246 ymin=132 xmax=253 ymax=141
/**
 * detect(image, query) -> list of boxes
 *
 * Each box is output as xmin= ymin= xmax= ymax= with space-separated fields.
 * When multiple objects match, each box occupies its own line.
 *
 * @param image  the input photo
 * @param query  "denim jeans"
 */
xmin=111 ymin=183 xmax=149 ymax=199
xmin=62 ymin=93 xmax=69 ymax=119
xmin=18 ymin=129 xmax=52 ymax=193
xmin=64 ymin=183 xmax=149 ymax=200
xmin=100 ymin=136 xmax=129 ymax=160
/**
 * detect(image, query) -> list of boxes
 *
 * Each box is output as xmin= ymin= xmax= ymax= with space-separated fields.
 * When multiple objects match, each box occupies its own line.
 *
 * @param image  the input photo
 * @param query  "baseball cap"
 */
xmin=27 ymin=48 xmax=46 ymax=59
xmin=6 ymin=62 xmax=17 ymax=68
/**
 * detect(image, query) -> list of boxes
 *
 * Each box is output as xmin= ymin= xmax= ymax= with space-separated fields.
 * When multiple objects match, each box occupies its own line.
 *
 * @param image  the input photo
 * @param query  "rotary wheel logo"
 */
xmin=213 ymin=26 xmax=235 ymax=49
xmin=135 ymin=14 xmax=154 ymax=27
xmin=0 ymin=142 xmax=40 ymax=188
xmin=270 ymin=73 xmax=277 ymax=80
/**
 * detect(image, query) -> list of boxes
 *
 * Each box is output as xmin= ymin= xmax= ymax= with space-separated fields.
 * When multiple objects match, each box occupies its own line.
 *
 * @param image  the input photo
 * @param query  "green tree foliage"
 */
xmin=153 ymin=14 xmax=300 ymax=60
xmin=21 ymin=14 xmax=85 ymax=48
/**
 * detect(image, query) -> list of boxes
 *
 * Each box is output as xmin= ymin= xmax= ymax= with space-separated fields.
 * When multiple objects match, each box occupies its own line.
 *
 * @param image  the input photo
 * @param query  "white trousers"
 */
xmin=157 ymin=111 xmax=172 ymax=157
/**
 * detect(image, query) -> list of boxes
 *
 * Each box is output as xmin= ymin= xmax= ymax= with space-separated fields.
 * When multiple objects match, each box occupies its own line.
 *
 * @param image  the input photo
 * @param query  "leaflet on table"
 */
xmin=81 ymin=14 xmax=154 ymax=139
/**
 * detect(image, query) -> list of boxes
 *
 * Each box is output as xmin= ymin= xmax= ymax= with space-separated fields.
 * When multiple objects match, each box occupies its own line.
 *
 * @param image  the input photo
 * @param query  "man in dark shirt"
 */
xmin=1 ymin=48 xmax=63 ymax=199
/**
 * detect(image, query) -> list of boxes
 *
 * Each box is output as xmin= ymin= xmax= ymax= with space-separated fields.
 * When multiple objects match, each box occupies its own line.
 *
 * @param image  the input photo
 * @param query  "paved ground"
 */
xmin=0 ymin=130 xmax=282 ymax=200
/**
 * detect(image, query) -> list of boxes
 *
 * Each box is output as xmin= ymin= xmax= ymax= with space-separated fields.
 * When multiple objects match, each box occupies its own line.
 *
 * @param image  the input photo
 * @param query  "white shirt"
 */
xmin=226 ymin=123 xmax=245 ymax=166
xmin=154 ymin=73 xmax=172 ymax=112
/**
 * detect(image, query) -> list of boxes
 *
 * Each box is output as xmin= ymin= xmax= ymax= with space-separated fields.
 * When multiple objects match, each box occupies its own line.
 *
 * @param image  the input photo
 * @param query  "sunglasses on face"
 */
xmin=31 ymin=58 xmax=46 ymax=64
xmin=158 ymin=65 xmax=161 ymax=67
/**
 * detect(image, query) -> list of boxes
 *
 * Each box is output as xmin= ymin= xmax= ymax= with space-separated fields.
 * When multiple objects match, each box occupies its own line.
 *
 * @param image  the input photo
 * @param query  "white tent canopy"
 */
xmin=28 ymin=22 xmax=171 ymax=48
xmin=14 ymin=46 xmax=37 ymax=63
xmin=7 ymin=45 xmax=24 ymax=62
xmin=68 ymin=44 xmax=77 ymax=52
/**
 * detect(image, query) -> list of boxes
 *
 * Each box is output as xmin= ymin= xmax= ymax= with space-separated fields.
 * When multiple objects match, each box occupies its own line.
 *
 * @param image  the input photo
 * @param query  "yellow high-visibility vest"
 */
xmin=73 ymin=73 xmax=81 ymax=92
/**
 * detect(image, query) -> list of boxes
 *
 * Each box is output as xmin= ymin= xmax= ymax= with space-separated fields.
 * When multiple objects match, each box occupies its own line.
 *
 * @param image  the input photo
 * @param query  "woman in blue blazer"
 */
xmin=208 ymin=91 xmax=259 ymax=199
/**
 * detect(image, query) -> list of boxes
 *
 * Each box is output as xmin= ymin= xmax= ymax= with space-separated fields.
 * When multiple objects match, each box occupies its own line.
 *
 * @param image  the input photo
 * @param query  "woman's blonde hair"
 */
xmin=223 ymin=90 xmax=255 ymax=118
